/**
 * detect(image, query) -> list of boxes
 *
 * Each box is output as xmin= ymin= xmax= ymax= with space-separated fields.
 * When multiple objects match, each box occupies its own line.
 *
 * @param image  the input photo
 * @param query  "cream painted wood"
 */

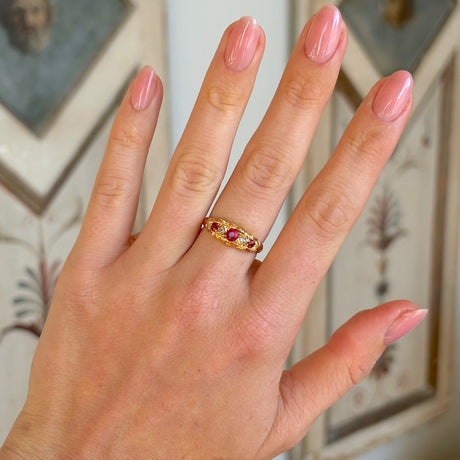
xmin=304 ymin=0 xmax=460 ymax=112
xmin=0 ymin=4 xmax=139 ymax=212
xmin=137 ymin=0 xmax=170 ymax=225
xmin=289 ymin=1 xmax=460 ymax=459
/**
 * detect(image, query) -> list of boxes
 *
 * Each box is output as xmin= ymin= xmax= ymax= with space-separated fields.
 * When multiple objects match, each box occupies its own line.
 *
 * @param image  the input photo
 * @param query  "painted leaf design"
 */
xmin=2 ymin=219 xmax=70 ymax=342
xmin=12 ymin=297 xmax=41 ymax=306
xmin=15 ymin=309 xmax=37 ymax=318
xmin=25 ymin=266 xmax=41 ymax=290
xmin=17 ymin=280 xmax=41 ymax=296
xmin=366 ymin=187 xmax=407 ymax=252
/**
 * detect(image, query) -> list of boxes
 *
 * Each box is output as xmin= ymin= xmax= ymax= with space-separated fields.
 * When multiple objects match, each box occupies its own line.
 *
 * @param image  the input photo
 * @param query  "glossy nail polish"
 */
xmin=225 ymin=16 xmax=259 ymax=72
xmin=304 ymin=5 xmax=342 ymax=63
xmin=384 ymin=308 xmax=428 ymax=345
xmin=131 ymin=66 xmax=157 ymax=111
xmin=372 ymin=70 xmax=413 ymax=122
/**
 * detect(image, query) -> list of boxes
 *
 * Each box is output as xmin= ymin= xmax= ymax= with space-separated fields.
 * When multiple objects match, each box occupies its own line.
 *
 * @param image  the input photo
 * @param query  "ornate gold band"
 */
xmin=202 ymin=217 xmax=263 ymax=254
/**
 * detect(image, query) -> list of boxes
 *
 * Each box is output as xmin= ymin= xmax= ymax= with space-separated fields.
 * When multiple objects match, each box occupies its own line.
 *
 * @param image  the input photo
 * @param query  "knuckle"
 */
xmin=168 ymin=273 xmax=219 ymax=327
xmin=110 ymin=124 xmax=143 ymax=151
xmin=58 ymin=271 xmax=103 ymax=319
xmin=93 ymin=171 xmax=136 ymax=208
xmin=242 ymin=144 xmax=294 ymax=198
xmin=346 ymin=129 xmax=385 ymax=167
xmin=282 ymin=72 xmax=323 ymax=109
xmin=343 ymin=352 xmax=374 ymax=387
xmin=325 ymin=321 xmax=378 ymax=395
xmin=171 ymin=152 xmax=222 ymax=198
xmin=205 ymin=85 xmax=244 ymax=116
xmin=235 ymin=300 xmax=284 ymax=358
xmin=304 ymin=190 xmax=354 ymax=239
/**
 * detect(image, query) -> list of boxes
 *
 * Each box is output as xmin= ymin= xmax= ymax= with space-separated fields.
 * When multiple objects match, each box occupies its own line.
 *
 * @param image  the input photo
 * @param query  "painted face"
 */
xmin=5 ymin=0 xmax=52 ymax=53
xmin=382 ymin=0 xmax=413 ymax=27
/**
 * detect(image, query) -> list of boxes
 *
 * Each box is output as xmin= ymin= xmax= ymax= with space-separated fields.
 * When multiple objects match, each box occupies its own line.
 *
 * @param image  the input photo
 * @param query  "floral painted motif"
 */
xmin=0 ymin=199 xmax=83 ymax=341
xmin=370 ymin=344 xmax=396 ymax=379
xmin=366 ymin=186 xmax=407 ymax=302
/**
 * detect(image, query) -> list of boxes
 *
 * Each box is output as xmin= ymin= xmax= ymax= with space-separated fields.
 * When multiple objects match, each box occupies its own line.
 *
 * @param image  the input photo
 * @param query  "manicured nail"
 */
xmin=225 ymin=16 xmax=259 ymax=72
xmin=384 ymin=308 xmax=428 ymax=345
xmin=131 ymin=66 xmax=157 ymax=111
xmin=372 ymin=70 xmax=413 ymax=122
xmin=304 ymin=5 xmax=342 ymax=63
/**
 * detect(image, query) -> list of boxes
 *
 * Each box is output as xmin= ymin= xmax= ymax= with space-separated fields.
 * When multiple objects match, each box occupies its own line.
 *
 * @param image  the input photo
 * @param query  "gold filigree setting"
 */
xmin=202 ymin=217 xmax=263 ymax=254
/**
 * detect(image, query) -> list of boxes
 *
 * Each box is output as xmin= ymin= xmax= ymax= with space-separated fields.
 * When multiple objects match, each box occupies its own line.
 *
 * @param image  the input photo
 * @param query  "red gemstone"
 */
xmin=226 ymin=229 xmax=238 ymax=241
xmin=247 ymin=239 xmax=255 ymax=248
xmin=211 ymin=222 xmax=220 ymax=232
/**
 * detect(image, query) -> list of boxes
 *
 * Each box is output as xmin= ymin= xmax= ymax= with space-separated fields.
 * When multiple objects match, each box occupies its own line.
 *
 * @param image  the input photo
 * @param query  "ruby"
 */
xmin=226 ymin=229 xmax=238 ymax=241
xmin=211 ymin=222 xmax=220 ymax=232
xmin=247 ymin=240 xmax=255 ymax=248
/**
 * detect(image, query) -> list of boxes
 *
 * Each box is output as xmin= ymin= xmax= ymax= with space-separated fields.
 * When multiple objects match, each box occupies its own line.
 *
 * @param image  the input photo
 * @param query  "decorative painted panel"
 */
xmin=0 ymin=0 xmax=138 ymax=213
xmin=339 ymin=0 xmax=455 ymax=75
xmin=0 ymin=0 xmax=131 ymax=134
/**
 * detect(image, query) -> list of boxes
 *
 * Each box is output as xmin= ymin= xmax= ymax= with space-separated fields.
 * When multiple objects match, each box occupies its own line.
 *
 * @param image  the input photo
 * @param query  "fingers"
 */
xmin=75 ymin=66 xmax=163 ymax=267
xmin=252 ymin=70 xmax=413 ymax=333
xmin=260 ymin=302 xmax=427 ymax=456
xmin=132 ymin=17 xmax=265 ymax=268
xmin=198 ymin=6 xmax=346 ymax=262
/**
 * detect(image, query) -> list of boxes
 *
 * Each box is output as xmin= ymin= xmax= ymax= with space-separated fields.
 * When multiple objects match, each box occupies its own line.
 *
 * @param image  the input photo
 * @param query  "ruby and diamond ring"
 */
xmin=202 ymin=217 xmax=263 ymax=254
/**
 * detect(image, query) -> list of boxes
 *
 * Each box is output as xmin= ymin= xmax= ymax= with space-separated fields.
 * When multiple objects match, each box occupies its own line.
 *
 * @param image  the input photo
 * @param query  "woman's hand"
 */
xmin=1 ymin=6 xmax=425 ymax=459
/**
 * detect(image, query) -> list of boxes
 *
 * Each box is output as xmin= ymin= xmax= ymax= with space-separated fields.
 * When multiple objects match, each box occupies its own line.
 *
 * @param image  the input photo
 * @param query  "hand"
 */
xmin=1 ymin=6 xmax=425 ymax=459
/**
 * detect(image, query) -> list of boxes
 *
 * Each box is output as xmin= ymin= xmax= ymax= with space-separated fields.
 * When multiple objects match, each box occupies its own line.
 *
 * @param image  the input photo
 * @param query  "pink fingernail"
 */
xmin=372 ymin=70 xmax=413 ymax=122
xmin=384 ymin=308 xmax=428 ymax=345
xmin=225 ymin=16 xmax=260 ymax=72
xmin=130 ymin=66 xmax=157 ymax=111
xmin=304 ymin=5 xmax=342 ymax=64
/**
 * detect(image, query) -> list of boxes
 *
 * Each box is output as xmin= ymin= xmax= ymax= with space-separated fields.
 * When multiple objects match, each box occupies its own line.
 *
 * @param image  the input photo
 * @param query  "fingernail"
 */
xmin=130 ymin=66 xmax=157 ymax=111
xmin=372 ymin=70 xmax=413 ymax=122
xmin=304 ymin=5 xmax=342 ymax=63
xmin=384 ymin=308 xmax=428 ymax=345
xmin=225 ymin=16 xmax=259 ymax=72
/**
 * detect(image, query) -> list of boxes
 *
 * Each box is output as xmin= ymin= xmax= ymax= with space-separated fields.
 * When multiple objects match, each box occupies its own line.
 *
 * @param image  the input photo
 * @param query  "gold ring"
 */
xmin=202 ymin=217 xmax=263 ymax=254
xmin=127 ymin=233 xmax=140 ymax=246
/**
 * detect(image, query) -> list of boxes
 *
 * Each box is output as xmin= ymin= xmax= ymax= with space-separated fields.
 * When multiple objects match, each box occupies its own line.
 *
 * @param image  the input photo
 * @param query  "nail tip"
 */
xmin=415 ymin=308 xmax=429 ymax=319
xmin=384 ymin=307 xmax=428 ymax=345
xmin=144 ymin=65 xmax=156 ymax=76
xmin=394 ymin=69 xmax=413 ymax=78
xmin=304 ymin=4 xmax=343 ymax=63
xmin=395 ymin=70 xmax=414 ymax=89
xmin=321 ymin=4 xmax=341 ymax=15
xmin=239 ymin=16 xmax=258 ymax=26
xmin=130 ymin=66 xmax=157 ymax=111
xmin=225 ymin=15 xmax=260 ymax=72
xmin=372 ymin=70 xmax=413 ymax=122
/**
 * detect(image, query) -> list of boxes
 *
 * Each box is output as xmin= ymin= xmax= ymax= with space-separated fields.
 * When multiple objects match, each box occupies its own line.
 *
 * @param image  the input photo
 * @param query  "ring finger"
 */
xmin=194 ymin=6 xmax=346 ymax=265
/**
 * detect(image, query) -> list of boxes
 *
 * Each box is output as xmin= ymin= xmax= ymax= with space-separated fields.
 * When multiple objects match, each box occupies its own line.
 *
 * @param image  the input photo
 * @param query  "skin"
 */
xmin=1 ymin=9 xmax=417 ymax=460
